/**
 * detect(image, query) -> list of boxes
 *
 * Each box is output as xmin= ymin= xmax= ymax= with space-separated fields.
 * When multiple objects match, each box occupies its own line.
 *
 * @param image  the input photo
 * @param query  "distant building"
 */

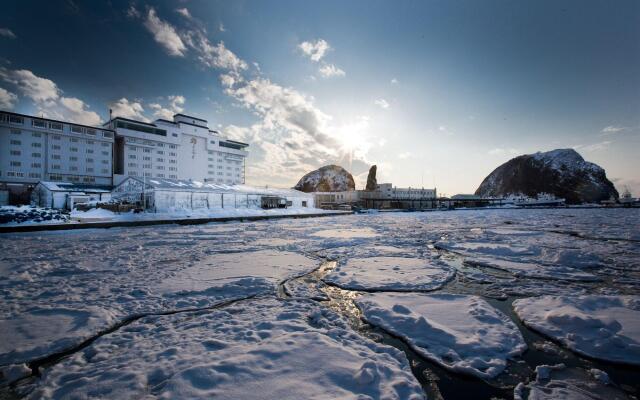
xmin=311 ymin=183 xmax=437 ymax=209
xmin=0 ymin=111 xmax=115 ymax=203
xmin=103 ymin=114 xmax=248 ymax=185
xmin=362 ymin=183 xmax=437 ymax=200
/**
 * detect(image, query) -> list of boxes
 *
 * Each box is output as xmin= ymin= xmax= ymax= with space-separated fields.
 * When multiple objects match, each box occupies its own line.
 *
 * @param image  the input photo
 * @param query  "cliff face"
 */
xmin=293 ymin=165 xmax=356 ymax=192
xmin=475 ymin=149 xmax=618 ymax=204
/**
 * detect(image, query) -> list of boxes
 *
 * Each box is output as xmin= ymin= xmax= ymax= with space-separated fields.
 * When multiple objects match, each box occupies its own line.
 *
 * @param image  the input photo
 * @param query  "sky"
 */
xmin=0 ymin=0 xmax=639 ymax=195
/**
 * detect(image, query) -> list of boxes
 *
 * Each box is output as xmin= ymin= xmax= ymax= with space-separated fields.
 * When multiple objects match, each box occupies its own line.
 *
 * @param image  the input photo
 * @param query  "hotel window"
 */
xmin=32 ymin=152 xmax=41 ymax=158
xmin=169 ymin=144 xmax=176 ymax=149
xmin=10 ymin=161 xmax=21 ymax=167
xmin=32 ymin=142 xmax=42 ymax=148
xmin=51 ymin=165 xmax=61 ymax=170
xmin=52 ymin=154 xmax=61 ymax=160
xmin=128 ymin=171 xmax=137 ymax=176
xmin=10 ymin=150 xmax=21 ymax=156
xmin=10 ymin=129 xmax=21 ymax=135
xmin=169 ymin=159 xmax=176 ymax=164
xmin=32 ymin=120 xmax=47 ymax=129
xmin=102 ymin=131 xmax=113 ymax=138
xmin=101 ymin=168 xmax=109 ymax=174
xmin=86 ymin=149 xmax=94 ymax=154
xmin=70 ymin=137 xmax=78 ymax=143
xmin=86 ymin=158 xmax=94 ymax=163
xmin=102 ymin=151 xmax=109 ymax=156
xmin=71 ymin=125 xmax=84 ymax=134
xmin=87 ymin=140 xmax=94 ymax=145
xmin=10 ymin=140 xmax=21 ymax=145
xmin=101 ymin=142 xmax=110 ymax=147
xmin=52 ymin=145 xmax=61 ymax=150
xmin=144 ymin=172 xmax=152 ymax=177
xmin=70 ymin=156 xmax=78 ymax=161
xmin=70 ymin=166 xmax=78 ymax=171
xmin=157 ymin=165 xmax=164 ymax=170
xmin=49 ymin=122 xmax=63 ymax=131
xmin=85 ymin=128 xmax=96 ymax=136
xmin=129 ymin=154 xmax=137 ymax=159
xmin=86 ymin=167 xmax=94 ymax=172
xmin=128 ymin=163 xmax=137 ymax=168
xmin=157 ymin=143 xmax=164 ymax=148
xmin=169 ymin=152 xmax=176 ymax=156
xmin=156 ymin=158 xmax=164 ymax=162
xmin=101 ymin=160 xmax=109 ymax=164
xmin=128 ymin=145 xmax=137 ymax=151
xmin=169 ymin=174 xmax=177 ymax=179
xmin=9 ymin=115 xmax=24 ymax=124
xmin=32 ymin=132 xmax=42 ymax=137
xmin=70 ymin=147 xmax=78 ymax=152
xmin=156 ymin=173 xmax=165 ymax=178
xmin=157 ymin=150 xmax=164 ymax=155
xmin=143 ymin=164 xmax=151 ymax=169
xmin=143 ymin=148 xmax=151 ymax=153
xmin=31 ymin=163 xmax=41 ymax=168
xmin=52 ymin=135 xmax=61 ymax=140
xmin=172 ymin=133 xmax=178 ymax=137
xmin=29 ymin=172 xmax=41 ymax=178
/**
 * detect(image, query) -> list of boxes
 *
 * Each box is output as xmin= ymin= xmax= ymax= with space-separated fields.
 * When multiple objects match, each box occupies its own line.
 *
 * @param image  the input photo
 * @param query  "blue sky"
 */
xmin=1 ymin=0 xmax=639 ymax=194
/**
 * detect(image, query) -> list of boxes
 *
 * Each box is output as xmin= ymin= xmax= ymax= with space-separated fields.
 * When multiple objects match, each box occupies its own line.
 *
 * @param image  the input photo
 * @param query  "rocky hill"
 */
xmin=475 ymin=149 xmax=618 ymax=204
xmin=294 ymin=165 xmax=355 ymax=192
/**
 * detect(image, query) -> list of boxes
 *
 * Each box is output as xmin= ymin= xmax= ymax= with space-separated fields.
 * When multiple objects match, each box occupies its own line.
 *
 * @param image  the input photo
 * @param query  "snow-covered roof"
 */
xmin=37 ymin=181 xmax=112 ymax=193
xmin=120 ymin=177 xmax=311 ymax=197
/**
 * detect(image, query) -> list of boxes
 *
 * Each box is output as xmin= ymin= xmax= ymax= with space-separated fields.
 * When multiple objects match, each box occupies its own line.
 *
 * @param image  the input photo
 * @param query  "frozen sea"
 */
xmin=0 ymin=208 xmax=639 ymax=399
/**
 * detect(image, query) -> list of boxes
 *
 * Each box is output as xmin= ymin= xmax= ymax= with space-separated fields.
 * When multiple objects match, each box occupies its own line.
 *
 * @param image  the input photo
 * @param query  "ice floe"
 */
xmin=356 ymin=293 xmax=527 ymax=378
xmin=514 ymin=363 xmax=630 ymax=400
xmin=324 ymin=256 xmax=455 ymax=291
xmin=513 ymin=295 xmax=640 ymax=365
xmin=21 ymin=299 xmax=425 ymax=400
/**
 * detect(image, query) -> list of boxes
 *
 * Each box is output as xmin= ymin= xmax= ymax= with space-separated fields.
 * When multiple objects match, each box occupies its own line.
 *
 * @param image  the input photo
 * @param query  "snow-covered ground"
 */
xmin=1 ymin=208 xmax=638 ymax=399
xmin=0 ymin=205 xmax=341 ymax=226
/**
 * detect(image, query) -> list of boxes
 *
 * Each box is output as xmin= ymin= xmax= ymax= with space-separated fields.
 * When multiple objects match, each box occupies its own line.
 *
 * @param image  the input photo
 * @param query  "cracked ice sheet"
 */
xmin=324 ymin=257 xmax=455 ymax=291
xmin=0 ymin=225 xmax=317 ymax=366
xmin=513 ymin=295 xmax=640 ymax=366
xmin=21 ymin=298 xmax=425 ymax=400
xmin=356 ymin=293 xmax=526 ymax=378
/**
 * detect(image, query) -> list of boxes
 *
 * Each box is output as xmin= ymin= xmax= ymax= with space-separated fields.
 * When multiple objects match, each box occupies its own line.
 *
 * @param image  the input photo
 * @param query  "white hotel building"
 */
xmin=104 ymin=114 xmax=248 ymax=185
xmin=0 ymin=110 xmax=248 ymax=204
xmin=0 ymin=111 xmax=115 ymax=192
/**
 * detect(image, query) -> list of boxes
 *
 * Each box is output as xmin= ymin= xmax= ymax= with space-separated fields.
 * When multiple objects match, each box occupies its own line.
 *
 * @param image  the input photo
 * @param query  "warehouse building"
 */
xmin=31 ymin=181 xmax=112 ymax=209
xmin=111 ymin=177 xmax=313 ymax=213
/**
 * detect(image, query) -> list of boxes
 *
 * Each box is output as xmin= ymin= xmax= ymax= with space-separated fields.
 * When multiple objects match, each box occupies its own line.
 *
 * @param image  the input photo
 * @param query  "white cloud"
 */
xmin=0 ymin=28 xmax=16 ymax=39
xmin=57 ymin=97 xmax=101 ymax=125
xmin=318 ymin=64 xmax=345 ymax=78
xmin=488 ymin=148 xmax=520 ymax=156
xmin=390 ymin=78 xmax=398 ymax=84
xmin=143 ymin=8 xmax=186 ymax=57
xmin=574 ymin=141 xmax=611 ymax=153
xmin=126 ymin=4 xmax=140 ymax=18
xmin=109 ymin=98 xmax=149 ymax=122
xmin=149 ymin=95 xmax=185 ymax=120
xmin=0 ymin=68 xmax=59 ymax=103
xmin=175 ymin=8 xmax=191 ymax=19
xmin=0 ymin=68 xmax=102 ymax=125
xmin=601 ymin=125 xmax=625 ymax=135
xmin=0 ymin=87 xmax=18 ymax=109
xmin=219 ymin=23 xmax=226 ymax=32
xmin=398 ymin=152 xmax=413 ymax=159
xmin=298 ymin=39 xmax=331 ymax=62
xmin=374 ymin=99 xmax=390 ymax=109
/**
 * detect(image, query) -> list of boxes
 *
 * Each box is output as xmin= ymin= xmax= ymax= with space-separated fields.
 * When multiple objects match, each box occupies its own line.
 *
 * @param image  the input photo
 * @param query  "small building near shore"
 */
xmin=31 ymin=181 xmax=112 ymax=209
xmin=111 ymin=177 xmax=314 ymax=212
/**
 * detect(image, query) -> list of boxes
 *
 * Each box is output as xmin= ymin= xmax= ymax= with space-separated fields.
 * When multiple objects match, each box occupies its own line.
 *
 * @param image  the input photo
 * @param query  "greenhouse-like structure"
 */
xmin=111 ymin=177 xmax=314 ymax=212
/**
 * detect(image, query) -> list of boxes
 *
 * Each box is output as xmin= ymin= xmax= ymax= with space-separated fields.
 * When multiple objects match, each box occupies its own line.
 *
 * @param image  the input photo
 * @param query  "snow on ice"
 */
xmin=324 ymin=256 xmax=455 ymax=291
xmin=21 ymin=299 xmax=424 ymax=400
xmin=513 ymin=295 xmax=640 ymax=365
xmin=356 ymin=293 xmax=527 ymax=378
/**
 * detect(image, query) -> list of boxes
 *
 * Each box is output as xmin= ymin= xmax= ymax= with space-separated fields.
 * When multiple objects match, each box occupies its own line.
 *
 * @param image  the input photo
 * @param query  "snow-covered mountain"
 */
xmin=294 ymin=165 xmax=355 ymax=192
xmin=475 ymin=149 xmax=618 ymax=204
